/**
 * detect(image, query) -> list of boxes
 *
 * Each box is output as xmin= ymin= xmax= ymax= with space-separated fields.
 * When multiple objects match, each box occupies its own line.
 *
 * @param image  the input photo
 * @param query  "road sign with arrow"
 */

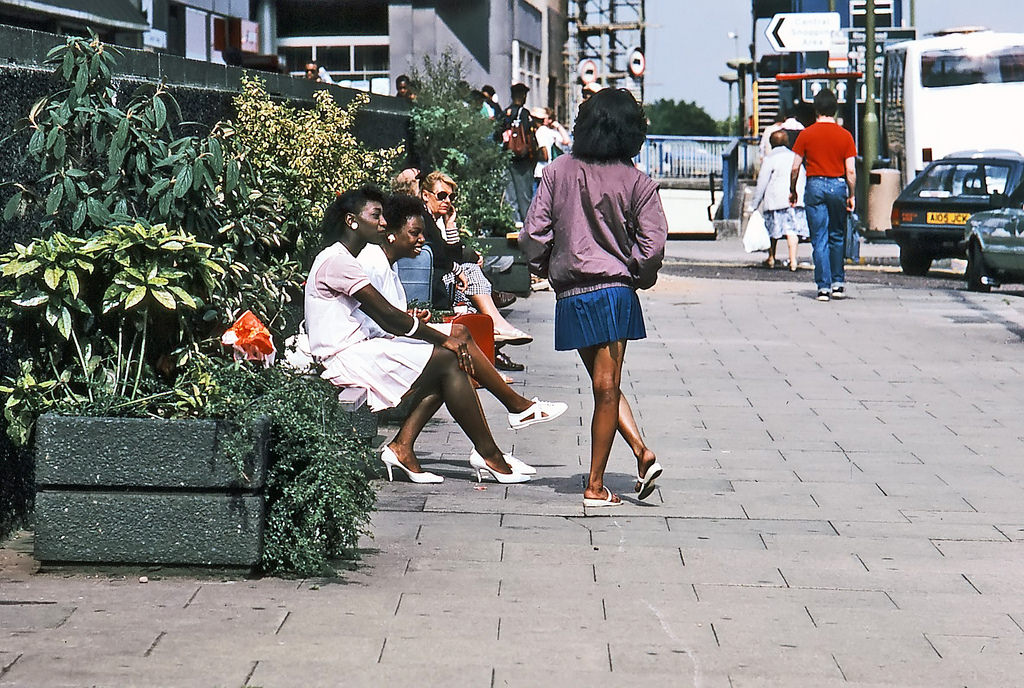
xmin=765 ymin=12 xmax=840 ymax=53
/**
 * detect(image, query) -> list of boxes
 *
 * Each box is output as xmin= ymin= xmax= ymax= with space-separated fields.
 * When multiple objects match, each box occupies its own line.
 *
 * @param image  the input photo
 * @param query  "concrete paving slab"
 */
xmin=9 ymin=268 xmax=1024 ymax=684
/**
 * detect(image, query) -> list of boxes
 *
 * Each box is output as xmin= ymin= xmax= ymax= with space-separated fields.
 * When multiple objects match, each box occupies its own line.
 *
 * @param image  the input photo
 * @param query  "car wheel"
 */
xmin=966 ymin=241 xmax=991 ymax=293
xmin=899 ymin=248 xmax=932 ymax=276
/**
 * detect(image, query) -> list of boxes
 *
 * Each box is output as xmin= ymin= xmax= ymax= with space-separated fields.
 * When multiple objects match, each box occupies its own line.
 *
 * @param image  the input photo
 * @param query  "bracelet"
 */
xmin=404 ymin=316 xmax=420 ymax=337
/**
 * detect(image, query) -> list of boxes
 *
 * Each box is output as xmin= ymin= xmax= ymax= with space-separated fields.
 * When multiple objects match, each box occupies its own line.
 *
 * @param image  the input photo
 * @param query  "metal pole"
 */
xmin=909 ymin=0 xmax=916 ymax=27
xmin=737 ymin=69 xmax=746 ymax=136
xmin=861 ymin=0 xmax=879 ymax=216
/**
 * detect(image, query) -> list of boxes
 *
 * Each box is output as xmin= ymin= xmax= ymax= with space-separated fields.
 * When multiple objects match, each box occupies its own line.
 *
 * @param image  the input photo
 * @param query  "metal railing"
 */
xmin=637 ymin=135 xmax=757 ymax=180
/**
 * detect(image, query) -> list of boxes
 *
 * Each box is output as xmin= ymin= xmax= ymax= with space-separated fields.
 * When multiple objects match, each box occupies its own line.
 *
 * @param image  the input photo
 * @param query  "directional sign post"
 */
xmin=765 ymin=12 xmax=841 ymax=53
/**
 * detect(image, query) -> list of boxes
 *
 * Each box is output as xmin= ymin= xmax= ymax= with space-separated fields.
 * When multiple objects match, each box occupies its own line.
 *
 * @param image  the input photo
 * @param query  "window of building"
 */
xmin=278 ymin=36 xmax=389 ymax=93
xmin=513 ymin=40 xmax=542 ymax=106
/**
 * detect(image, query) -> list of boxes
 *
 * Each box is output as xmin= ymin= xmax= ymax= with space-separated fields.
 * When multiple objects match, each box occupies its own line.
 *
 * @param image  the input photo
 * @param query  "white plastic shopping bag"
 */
xmin=742 ymin=210 xmax=770 ymax=253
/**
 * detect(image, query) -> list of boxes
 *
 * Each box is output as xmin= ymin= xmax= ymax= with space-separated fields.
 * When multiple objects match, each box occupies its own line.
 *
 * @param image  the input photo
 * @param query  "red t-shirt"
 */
xmin=792 ymin=121 xmax=856 ymax=178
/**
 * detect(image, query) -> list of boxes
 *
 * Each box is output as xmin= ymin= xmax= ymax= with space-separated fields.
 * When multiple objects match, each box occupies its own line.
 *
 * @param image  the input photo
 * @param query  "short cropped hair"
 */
xmin=571 ymin=88 xmax=647 ymax=163
xmin=384 ymin=194 xmax=428 ymax=234
xmin=421 ymin=170 xmax=457 ymax=194
xmin=320 ymin=185 xmax=385 ymax=247
xmin=813 ymin=88 xmax=838 ymax=117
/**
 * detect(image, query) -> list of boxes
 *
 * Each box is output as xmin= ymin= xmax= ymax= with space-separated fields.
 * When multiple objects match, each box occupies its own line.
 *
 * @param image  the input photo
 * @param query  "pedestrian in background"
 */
xmin=501 ymin=82 xmax=541 ymax=225
xmin=790 ymin=88 xmax=857 ymax=302
xmin=531 ymin=106 xmax=571 ymax=191
xmin=480 ymin=84 xmax=499 ymax=119
xmin=751 ymin=129 xmax=809 ymax=270
xmin=522 ymin=88 xmax=667 ymax=508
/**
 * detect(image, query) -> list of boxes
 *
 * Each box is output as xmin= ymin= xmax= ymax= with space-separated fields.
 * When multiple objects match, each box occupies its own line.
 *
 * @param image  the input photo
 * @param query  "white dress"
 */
xmin=304 ymin=243 xmax=432 ymax=411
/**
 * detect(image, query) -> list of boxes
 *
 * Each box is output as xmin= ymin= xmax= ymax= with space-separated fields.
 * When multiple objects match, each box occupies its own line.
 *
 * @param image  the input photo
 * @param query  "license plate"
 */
xmin=926 ymin=212 xmax=971 ymax=225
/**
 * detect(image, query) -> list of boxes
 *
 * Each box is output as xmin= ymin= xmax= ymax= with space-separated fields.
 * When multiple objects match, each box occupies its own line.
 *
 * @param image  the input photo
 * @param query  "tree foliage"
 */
xmin=409 ymin=50 xmax=515 ymax=235
xmin=645 ymin=98 xmax=722 ymax=137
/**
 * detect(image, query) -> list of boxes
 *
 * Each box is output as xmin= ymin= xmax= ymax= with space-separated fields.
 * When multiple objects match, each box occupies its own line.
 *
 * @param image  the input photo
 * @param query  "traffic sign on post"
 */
xmin=765 ymin=12 xmax=841 ymax=53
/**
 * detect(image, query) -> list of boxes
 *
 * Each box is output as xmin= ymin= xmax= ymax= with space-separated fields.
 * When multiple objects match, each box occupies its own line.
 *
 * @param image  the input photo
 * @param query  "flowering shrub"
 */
xmin=231 ymin=76 xmax=402 ymax=252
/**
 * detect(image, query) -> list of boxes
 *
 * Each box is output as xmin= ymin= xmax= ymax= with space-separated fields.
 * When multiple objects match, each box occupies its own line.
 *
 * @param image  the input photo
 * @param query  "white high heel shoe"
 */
xmin=504 ymin=453 xmax=536 ymax=475
xmin=380 ymin=446 xmax=444 ymax=484
xmin=469 ymin=450 xmax=530 ymax=484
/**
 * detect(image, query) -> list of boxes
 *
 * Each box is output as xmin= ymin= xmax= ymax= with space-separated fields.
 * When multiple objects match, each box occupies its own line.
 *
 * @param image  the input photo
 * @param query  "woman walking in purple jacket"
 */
xmin=521 ymin=88 xmax=668 ymax=507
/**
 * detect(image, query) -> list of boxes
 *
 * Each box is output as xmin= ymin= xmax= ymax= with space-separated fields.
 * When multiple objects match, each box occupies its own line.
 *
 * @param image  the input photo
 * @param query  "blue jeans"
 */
xmin=508 ymin=158 xmax=535 ymax=223
xmin=804 ymin=176 xmax=848 ymax=291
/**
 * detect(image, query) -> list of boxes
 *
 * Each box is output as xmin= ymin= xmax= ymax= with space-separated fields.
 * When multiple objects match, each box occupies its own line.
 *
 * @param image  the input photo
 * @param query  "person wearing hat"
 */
xmin=531 ymin=106 xmax=571 ymax=190
xmin=581 ymin=81 xmax=605 ymax=102
xmin=502 ymin=83 xmax=540 ymax=224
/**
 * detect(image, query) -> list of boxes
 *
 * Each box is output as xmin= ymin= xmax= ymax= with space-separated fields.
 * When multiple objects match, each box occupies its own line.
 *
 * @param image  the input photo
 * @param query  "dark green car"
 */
xmin=889 ymin=151 xmax=1024 ymax=276
xmin=963 ymin=207 xmax=1024 ymax=292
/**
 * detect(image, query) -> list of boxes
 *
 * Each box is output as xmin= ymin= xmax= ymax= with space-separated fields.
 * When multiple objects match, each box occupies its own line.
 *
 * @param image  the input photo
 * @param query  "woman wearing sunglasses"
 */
xmin=420 ymin=171 xmax=533 ymax=346
xmin=521 ymin=88 xmax=667 ymax=508
xmin=305 ymin=186 xmax=533 ymax=484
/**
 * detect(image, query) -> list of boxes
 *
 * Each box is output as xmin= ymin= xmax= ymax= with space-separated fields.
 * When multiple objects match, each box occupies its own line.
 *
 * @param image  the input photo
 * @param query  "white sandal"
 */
xmin=635 ymin=461 xmax=663 ymax=501
xmin=508 ymin=398 xmax=568 ymax=430
xmin=583 ymin=487 xmax=621 ymax=508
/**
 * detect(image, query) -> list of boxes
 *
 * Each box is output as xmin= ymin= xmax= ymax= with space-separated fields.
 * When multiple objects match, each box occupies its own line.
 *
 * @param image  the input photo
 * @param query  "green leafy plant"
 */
xmin=0 ymin=34 xmax=386 ymax=572
xmin=409 ymin=49 xmax=515 ymax=236
xmin=229 ymin=76 xmax=403 ymax=264
xmin=204 ymin=362 xmax=376 ymax=575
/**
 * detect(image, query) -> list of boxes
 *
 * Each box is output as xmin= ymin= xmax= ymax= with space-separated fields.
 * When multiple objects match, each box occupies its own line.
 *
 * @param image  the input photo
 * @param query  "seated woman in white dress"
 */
xmin=355 ymin=193 xmax=567 ymax=474
xmin=305 ymin=187 xmax=533 ymax=485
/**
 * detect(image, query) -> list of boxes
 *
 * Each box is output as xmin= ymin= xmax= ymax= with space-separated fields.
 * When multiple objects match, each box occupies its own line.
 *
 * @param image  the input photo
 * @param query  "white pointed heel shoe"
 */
xmin=380 ymin=446 xmax=444 ymax=484
xmin=504 ymin=453 xmax=536 ymax=476
xmin=469 ymin=450 xmax=530 ymax=484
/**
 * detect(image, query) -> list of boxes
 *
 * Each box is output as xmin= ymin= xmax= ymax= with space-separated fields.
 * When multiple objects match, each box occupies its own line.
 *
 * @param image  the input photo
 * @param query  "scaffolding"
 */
xmin=564 ymin=0 xmax=645 ymax=125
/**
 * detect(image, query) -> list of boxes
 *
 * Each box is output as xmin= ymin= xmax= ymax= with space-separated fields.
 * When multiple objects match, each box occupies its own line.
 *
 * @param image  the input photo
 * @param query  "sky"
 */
xmin=646 ymin=0 xmax=1024 ymax=119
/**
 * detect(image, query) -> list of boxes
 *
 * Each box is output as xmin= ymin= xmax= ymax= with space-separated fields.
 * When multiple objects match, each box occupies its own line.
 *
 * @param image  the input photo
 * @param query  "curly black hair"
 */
xmin=384 ymin=193 xmax=428 ymax=233
xmin=319 ymin=185 xmax=385 ymax=249
xmin=571 ymin=88 xmax=647 ymax=164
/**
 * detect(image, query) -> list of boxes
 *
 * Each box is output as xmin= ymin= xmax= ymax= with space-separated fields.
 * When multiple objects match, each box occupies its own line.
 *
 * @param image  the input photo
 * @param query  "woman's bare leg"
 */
xmin=386 ymin=390 xmax=444 ymax=473
xmin=578 ymin=340 xmax=627 ymax=501
xmin=413 ymin=345 xmax=514 ymax=473
xmin=449 ymin=324 xmax=533 ymax=413
xmin=578 ymin=343 xmax=657 ymax=479
xmin=468 ymin=293 xmax=520 ymax=333
xmin=785 ymin=232 xmax=799 ymax=268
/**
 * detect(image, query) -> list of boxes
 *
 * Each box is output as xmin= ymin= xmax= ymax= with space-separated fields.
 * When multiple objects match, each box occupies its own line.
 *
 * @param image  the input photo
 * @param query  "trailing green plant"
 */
xmin=203 ymin=361 xmax=375 ymax=576
xmin=409 ymin=49 xmax=516 ymax=236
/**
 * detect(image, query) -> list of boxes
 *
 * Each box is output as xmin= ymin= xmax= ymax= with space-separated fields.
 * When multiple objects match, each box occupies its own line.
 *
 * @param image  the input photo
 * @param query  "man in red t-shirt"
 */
xmin=789 ymin=89 xmax=857 ymax=302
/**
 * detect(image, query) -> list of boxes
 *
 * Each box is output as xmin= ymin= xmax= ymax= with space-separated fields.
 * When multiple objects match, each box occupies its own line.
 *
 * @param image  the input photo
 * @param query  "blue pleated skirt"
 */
xmin=554 ymin=286 xmax=646 ymax=351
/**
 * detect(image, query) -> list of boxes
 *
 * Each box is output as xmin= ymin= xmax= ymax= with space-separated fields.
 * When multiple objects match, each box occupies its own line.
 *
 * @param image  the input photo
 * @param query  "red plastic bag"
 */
xmin=221 ymin=310 xmax=277 ymax=366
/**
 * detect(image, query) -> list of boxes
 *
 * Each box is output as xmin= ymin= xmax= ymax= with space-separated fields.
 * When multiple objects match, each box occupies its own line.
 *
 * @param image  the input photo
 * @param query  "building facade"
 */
xmin=261 ymin=0 xmax=568 ymax=113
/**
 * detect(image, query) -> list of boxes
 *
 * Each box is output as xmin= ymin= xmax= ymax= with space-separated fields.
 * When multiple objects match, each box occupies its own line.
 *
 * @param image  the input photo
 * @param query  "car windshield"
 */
xmin=909 ymin=162 xmax=1013 ymax=200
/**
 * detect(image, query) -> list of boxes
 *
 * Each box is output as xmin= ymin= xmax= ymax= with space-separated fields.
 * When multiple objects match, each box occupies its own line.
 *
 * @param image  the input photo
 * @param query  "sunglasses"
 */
xmin=428 ymin=189 xmax=456 ymax=201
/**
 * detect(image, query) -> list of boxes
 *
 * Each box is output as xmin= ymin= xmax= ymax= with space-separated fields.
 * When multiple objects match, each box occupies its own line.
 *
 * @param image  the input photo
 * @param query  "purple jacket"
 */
xmin=521 ymin=155 xmax=668 ymax=297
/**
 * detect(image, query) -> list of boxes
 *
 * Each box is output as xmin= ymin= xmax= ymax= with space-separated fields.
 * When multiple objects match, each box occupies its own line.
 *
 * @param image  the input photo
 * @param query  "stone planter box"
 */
xmin=33 ymin=415 xmax=269 ymax=568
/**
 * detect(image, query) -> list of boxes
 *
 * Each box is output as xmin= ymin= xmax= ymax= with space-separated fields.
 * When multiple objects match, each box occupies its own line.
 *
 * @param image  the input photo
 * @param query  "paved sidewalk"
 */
xmin=4 ymin=270 xmax=1024 ymax=687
